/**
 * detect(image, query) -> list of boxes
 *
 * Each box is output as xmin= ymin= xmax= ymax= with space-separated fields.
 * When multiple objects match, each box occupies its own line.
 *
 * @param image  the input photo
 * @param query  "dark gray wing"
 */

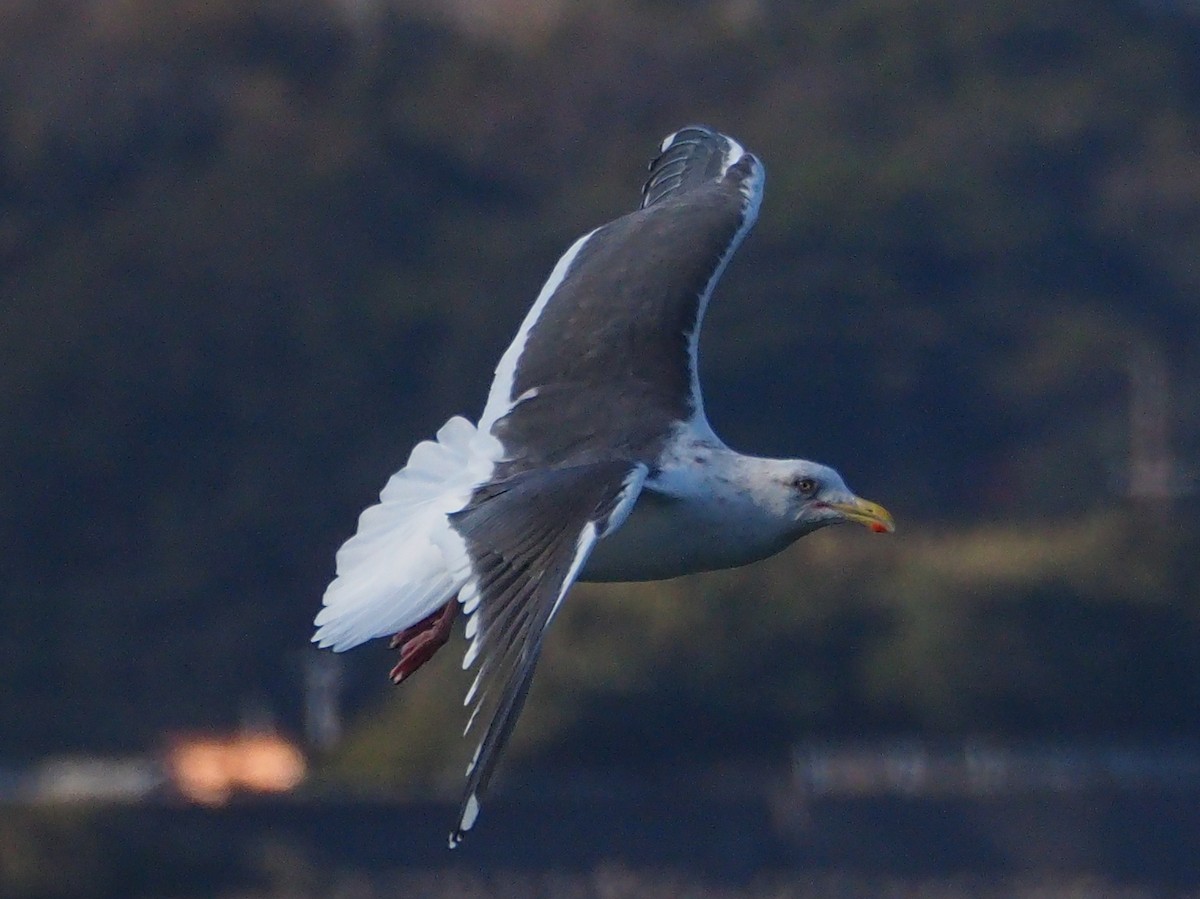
xmin=445 ymin=460 xmax=646 ymax=847
xmin=482 ymin=126 xmax=765 ymax=472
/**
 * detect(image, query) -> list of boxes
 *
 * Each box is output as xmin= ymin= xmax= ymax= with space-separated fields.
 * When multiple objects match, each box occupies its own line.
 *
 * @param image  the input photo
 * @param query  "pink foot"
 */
xmin=388 ymin=600 xmax=459 ymax=684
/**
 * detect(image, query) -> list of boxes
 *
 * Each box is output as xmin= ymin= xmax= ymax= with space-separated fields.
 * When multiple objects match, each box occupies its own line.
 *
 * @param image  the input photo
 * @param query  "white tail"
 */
xmin=312 ymin=416 xmax=501 ymax=652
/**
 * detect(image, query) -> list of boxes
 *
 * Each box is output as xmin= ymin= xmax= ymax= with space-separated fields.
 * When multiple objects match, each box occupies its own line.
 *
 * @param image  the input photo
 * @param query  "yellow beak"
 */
xmin=825 ymin=497 xmax=895 ymax=534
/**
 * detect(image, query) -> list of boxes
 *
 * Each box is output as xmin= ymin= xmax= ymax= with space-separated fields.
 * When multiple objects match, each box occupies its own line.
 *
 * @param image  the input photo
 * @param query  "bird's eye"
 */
xmin=793 ymin=477 xmax=818 ymax=496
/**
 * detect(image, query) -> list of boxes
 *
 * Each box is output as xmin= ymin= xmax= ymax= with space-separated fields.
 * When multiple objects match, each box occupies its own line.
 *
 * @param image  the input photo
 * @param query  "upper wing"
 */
xmin=478 ymin=126 xmax=765 ymax=470
xmin=437 ymin=460 xmax=647 ymax=847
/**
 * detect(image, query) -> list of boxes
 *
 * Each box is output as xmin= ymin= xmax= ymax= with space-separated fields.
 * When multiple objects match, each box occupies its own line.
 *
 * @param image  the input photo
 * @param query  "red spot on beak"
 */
xmin=870 ymin=522 xmax=888 ymax=534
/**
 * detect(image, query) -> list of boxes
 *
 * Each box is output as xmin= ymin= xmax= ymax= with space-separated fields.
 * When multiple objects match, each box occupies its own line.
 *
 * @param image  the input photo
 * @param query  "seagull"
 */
xmin=313 ymin=125 xmax=894 ymax=847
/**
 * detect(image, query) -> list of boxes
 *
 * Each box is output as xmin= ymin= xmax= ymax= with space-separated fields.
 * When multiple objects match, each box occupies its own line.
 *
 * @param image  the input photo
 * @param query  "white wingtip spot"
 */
xmin=462 ymin=793 xmax=480 ymax=831
xmin=722 ymin=136 xmax=747 ymax=173
xmin=659 ymin=127 xmax=747 ymax=176
xmin=448 ymin=795 xmax=480 ymax=847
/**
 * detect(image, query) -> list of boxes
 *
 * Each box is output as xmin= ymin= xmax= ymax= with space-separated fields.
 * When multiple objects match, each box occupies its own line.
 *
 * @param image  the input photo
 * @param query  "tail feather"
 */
xmin=312 ymin=416 xmax=501 ymax=652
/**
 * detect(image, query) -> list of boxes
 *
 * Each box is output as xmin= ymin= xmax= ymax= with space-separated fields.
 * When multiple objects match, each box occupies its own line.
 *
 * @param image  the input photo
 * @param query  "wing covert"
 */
xmin=481 ymin=127 xmax=765 ymax=472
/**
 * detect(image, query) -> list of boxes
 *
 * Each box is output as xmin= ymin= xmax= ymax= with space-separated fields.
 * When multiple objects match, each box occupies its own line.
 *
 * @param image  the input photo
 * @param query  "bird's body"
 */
xmin=313 ymin=126 xmax=893 ymax=846
xmin=585 ymin=426 xmax=837 ymax=581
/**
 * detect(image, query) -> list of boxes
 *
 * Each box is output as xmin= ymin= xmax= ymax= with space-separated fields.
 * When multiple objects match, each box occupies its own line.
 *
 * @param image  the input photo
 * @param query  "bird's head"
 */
xmin=777 ymin=461 xmax=895 ymax=537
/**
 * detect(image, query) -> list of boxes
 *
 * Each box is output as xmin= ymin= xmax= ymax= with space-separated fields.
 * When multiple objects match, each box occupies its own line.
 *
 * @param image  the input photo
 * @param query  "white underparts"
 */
xmin=582 ymin=426 xmax=808 ymax=583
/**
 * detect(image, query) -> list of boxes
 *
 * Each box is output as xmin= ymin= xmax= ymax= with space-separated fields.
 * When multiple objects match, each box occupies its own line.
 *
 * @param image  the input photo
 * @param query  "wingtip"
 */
xmin=659 ymin=123 xmax=715 ymax=152
xmin=448 ymin=792 xmax=480 ymax=848
xmin=643 ymin=125 xmax=753 ymax=210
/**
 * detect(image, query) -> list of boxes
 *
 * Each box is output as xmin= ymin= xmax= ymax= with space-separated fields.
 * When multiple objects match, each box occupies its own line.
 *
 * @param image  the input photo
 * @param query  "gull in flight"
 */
xmin=313 ymin=126 xmax=894 ymax=846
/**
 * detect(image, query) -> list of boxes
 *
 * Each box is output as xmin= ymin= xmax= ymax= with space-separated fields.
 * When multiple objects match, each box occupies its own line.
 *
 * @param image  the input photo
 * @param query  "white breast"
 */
xmin=582 ymin=443 xmax=803 ymax=583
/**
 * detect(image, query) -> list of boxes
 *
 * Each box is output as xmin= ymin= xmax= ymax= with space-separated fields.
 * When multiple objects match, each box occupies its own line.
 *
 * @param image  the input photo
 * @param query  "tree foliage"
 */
xmin=2 ymin=0 xmax=1198 ymax=765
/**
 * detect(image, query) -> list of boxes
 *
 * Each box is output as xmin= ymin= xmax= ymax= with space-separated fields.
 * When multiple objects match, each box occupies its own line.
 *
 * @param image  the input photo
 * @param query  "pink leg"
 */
xmin=388 ymin=600 xmax=459 ymax=684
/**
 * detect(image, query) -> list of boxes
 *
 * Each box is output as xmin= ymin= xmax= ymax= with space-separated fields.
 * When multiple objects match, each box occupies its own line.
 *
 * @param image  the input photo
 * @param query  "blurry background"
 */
xmin=2 ymin=0 xmax=1200 ymax=896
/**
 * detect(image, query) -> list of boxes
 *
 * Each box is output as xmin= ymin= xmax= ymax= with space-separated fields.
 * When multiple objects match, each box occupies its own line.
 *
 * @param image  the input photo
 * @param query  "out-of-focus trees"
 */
xmin=1 ymin=0 xmax=1198 ymax=765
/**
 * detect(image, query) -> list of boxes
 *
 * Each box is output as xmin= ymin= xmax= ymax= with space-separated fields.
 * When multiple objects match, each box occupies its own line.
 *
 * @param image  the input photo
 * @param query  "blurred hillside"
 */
xmin=2 ymin=0 xmax=1198 ymax=772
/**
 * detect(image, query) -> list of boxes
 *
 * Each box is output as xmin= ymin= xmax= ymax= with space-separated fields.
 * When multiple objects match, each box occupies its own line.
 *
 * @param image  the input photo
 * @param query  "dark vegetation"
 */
xmin=7 ymin=791 xmax=1200 ymax=898
xmin=2 ymin=0 xmax=1199 ymax=786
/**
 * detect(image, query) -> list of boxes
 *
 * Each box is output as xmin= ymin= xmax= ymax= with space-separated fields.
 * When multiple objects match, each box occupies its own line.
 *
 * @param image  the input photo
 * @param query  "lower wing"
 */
xmin=437 ymin=460 xmax=647 ymax=846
